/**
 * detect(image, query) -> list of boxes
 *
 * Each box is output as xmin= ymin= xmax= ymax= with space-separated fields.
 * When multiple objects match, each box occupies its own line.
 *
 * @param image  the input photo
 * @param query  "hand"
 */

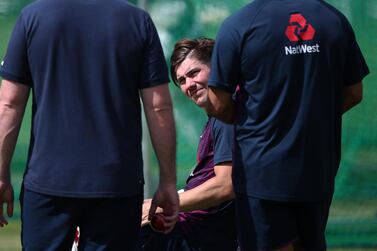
xmin=141 ymin=199 xmax=156 ymax=227
xmin=142 ymin=199 xmax=164 ymax=226
xmin=149 ymin=184 xmax=179 ymax=234
xmin=0 ymin=180 xmax=14 ymax=228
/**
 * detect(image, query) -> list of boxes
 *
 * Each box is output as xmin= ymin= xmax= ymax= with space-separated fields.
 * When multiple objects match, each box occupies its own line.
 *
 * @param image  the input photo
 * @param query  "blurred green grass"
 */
xmin=0 ymin=220 xmax=22 ymax=251
xmin=1 ymin=219 xmax=377 ymax=251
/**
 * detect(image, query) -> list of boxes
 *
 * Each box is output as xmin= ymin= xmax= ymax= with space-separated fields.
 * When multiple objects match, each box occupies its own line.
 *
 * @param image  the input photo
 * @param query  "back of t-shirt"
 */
xmin=209 ymin=0 xmax=369 ymax=201
xmin=0 ymin=0 xmax=169 ymax=197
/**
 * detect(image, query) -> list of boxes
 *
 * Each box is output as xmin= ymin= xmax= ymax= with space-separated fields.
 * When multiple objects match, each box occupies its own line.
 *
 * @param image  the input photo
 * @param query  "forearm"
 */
xmin=179 ymin=180 xmax=233 ymax=211
xmin=141 ymin=84 xmax=177 ymax=186
xmin=0 ymin=108 xmax=24 ymax=180
xmin=179 ymin=165 xmax=234 ymax=211
xmin=145 ymin=106 xmax=177 ymax=185
xmin=0 ymin=84 xmax=28 ymax=181
xmin=0 ymin=114 xmax=21 ymax=182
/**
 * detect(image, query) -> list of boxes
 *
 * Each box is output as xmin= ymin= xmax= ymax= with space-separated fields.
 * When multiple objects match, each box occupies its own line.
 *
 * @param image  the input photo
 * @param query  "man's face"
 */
xmin=175 ymin=57 xmax=210 ymax=108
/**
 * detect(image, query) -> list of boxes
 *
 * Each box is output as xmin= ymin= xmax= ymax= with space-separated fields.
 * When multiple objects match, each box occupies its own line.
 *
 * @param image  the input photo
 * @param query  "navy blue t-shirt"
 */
xmin=0 ymin=0 xmax=169 ymax=197
xmin=209 ymin=0 xmax=369 ymax=201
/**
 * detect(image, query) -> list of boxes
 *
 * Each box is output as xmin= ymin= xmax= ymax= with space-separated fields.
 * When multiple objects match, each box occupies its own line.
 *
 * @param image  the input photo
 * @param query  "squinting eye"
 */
xmin=178 ymin=79 xmax=185 ymax=86
xmin=187 ymin=70 xmax=200 ymax=80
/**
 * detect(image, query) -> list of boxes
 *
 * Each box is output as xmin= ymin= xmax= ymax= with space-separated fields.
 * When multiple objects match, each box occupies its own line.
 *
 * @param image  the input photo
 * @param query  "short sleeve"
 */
xmin=343 ymin=21 xmax=369 ymax=86
xmin=0 ymin=13 xmax=32 ymax=86
xmin=208 ymin=17 xmax=241 ymax=93
xmin=139 ymin=15 xmax=169 ymax=89
xmin=212 ymin=119 xmax=234 ymax=165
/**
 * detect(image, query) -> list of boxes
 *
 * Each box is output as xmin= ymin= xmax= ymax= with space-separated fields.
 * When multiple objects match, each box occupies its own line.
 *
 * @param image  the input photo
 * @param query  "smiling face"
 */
xmin=175 ymin=57 xmax=211 ymax=108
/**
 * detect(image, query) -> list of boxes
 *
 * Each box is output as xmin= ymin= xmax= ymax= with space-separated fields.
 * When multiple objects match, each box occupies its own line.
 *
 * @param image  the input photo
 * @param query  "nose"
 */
xmin=186 ymin=78 xmax=196 ymax=89
xmin=185 ymin=78 xmax=196 ymax=94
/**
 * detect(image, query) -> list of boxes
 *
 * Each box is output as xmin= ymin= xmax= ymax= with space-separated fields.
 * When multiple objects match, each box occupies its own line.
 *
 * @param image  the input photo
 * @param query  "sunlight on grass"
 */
xmin=0 ymin=219 xmax=21 ymax=251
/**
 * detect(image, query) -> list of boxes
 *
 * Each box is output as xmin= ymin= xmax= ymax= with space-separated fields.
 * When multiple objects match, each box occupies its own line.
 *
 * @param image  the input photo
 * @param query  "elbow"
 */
xmin=343 ymin=82 xmax=363 ymax=113
xmin=343 ymin=92 xmax=363 ymax=113
xmin=217 ymin=183 xmax=235 ymax=202
xmin=146 ymin=98 xmax=173 ymax=114
xmin=350 ymin=87 xmax=363 ymax=106
xmin=354 ymin=94 xmax=362 ymax=106
xmin=224 ymin=185 xmax=235 ymax=201
xmin=0 ymin=100 xmax=20 ymax=111
xmin=0 ymin=80 xmax=30 ymax=108
xmin=222 ymin=191 xmax=235 ymax=202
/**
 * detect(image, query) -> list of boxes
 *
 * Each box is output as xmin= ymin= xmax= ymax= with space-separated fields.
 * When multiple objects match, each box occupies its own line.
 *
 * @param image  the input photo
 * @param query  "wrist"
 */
xmin=159 ymin=174 xmax=177 ymax=187
xmin=158 ymin=181 xmax=177 ymax=190
xmin=0 ymin=169 xmax=11 ymax=183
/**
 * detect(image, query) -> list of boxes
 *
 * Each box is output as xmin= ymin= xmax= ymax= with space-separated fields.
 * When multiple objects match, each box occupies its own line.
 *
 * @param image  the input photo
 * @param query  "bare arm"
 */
xmin=0 ymin=79 xmax=29 ymax=227
xmin=142 ymin=162 xmax=234 ymax=225
xmin=206 ymin=87 xmax=235 ymax=124
xmin=140 ymin=84 xmax=179 ymax=232
xmin=179 ymin=162 xmax=233 ymax=211
xmin=343 ymin=81 xmax=363 ymax=114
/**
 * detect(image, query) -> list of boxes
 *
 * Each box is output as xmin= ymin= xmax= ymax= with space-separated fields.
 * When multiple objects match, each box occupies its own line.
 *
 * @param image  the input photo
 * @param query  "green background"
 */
xmin=1 ymin=0 xmax=376 ymax=250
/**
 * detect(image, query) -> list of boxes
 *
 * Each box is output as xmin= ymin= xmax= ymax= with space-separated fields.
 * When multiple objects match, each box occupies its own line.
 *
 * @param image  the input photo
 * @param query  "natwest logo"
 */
xmin=285 ymin=13 xmax=315 ymax=41
xmin=284 ymin=13 xmax=320 ymax=55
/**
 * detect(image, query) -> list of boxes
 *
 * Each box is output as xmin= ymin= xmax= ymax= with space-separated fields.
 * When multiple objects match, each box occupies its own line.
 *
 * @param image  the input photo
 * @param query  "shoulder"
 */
xmin=217 ymin=0 xmax=277 ymax=45
xmin=117 ymin=1 xmax=151 ymax=19
xmin=222 ymin=0 xmax=274 ymax=27
xmin=319 ymin=1 xmax=349 ymax=20
xmin=317 ymin=1 xmax=354 ymax=32
xmin=224 ymin=0 xmax=266 ymax=21
xmin=211 ymin=118 xmax=234 ymax=138
xmin=22 ymin=0 xmax=150 ymax=18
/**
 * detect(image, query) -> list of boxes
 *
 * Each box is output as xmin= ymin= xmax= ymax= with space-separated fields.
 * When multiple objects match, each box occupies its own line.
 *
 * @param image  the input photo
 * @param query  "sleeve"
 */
xmin=211 ymin=118 xmax=234 ymax=165
xmin=208 ymin=16 xmax=241 ymax=93
xmin=139 ymin=14 xmax=169 ymax=89
xmin=0 ymin=13 xmax=32 ymax=86
xmin=343 ymin=20 xmax=370 ymax=87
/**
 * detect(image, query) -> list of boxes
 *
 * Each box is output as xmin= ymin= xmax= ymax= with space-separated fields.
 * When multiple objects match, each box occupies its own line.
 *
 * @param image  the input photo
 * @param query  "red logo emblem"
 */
xmin=285 ymin=13 xmax=315 ymax=42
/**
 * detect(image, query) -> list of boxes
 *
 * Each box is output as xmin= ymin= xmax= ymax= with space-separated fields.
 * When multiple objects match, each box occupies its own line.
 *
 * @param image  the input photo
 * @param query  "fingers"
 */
xmin=163 ymin=201 xmax=179 ymax=219
xmin=143 ymin=198 xmax=152 ymax=204
xmin=163 ymin=212 xmax=178 ymax=223
xmin=141 ymin=217 xmax=150 ymax=227
xmin=7 ymin=200 xmax=13 ymax=217
xmin=148 ymin=186 xmax=179 ymax=233
xmin=0 ymin=188 xmax=4 ymax=227
xmin=141 ymin=212 xmax=149 ymax=225
xmin=0 ymin=203 xmax=8 ymax=228
xmin=0 ymin=216 xmax=8 ymax=227
xmin=155 ymin=199 xmax=179 ymax=234
xmin=0 ymin=200 xmax=12 ymax=227
xmin=141 ymin=204 xmax=150 ymax=227
xmin=0 ymin=182 xmax=13 ymax=227
xmin=148 ymin=199 xmax=157 ymax=221
xmin=161 ymin=212 xmax=179 ymax=234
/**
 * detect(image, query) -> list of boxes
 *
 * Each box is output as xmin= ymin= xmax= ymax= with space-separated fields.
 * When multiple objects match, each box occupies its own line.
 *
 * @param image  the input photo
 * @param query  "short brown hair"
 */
xmin=170 ymin=37 xmax=214 ymax=86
